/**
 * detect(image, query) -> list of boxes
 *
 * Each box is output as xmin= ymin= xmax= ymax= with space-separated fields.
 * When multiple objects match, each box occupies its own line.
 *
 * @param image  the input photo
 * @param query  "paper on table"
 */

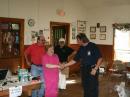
xmin=9 ymin=86 xmax=22 ymax=97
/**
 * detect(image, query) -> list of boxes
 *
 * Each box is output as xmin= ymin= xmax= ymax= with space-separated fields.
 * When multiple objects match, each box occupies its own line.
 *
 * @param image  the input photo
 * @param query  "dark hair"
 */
xmin=37 ymin=35 xmax=45 ymax=42
xmin=76 ymin=33 xmax=89 ymax=43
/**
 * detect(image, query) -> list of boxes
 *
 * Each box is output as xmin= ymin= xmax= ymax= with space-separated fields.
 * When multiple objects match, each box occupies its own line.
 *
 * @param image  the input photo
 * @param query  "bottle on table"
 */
xmin=17 ymin=65 xmax=21 ymax=81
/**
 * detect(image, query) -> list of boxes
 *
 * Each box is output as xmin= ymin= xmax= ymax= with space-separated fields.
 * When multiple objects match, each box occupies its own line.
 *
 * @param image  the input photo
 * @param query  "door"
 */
xmin=50 ymin=22 xmax=70 ymax=46
xmin=52 ymin=25 xmax=66 ymax=46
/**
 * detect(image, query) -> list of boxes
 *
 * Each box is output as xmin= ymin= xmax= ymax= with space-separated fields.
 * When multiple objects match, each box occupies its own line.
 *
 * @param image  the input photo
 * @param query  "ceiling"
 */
xmin=80 ymin=0 xmax=130 ymax=9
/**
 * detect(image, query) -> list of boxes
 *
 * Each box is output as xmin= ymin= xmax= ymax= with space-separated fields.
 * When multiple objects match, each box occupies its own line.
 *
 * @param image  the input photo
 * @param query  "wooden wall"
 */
xmin=97 ymin=44 xmax=114 ymax=69
xmin=23 ymin=44 xmax=81 ymax=73
xmin=68 ymin=44 xmax=114 ymax=73
xmin=68 ymin=44 xmax=80 ymax=74
xmin=0 ymin=44 xmax=114 ymax=74
xmin=0 ymin=58 xmax=20 ymax=73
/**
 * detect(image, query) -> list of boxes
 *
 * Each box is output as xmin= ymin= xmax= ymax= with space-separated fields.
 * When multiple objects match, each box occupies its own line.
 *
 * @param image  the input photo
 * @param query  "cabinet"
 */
xmin=0 ymin=17 xmax=24 ymax=72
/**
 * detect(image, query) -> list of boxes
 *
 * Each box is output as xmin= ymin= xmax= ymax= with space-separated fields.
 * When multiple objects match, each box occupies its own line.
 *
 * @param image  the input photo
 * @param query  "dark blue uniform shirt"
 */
xmin=74 ymin=42 xmax=102 ymax=67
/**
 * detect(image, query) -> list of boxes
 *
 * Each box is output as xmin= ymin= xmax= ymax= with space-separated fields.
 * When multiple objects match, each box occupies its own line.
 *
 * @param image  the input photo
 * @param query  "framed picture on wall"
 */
xmin=77 ymin=20 xmax=86 ymax=33
xmin=72 ymin=32 xmax=76 ymax=39
xmin=100 ymin=26 xmax=106 ymax=32
xmin=100 ymin=34 xmax=106 ymax=40
xmin=90 ymin=26 xmax=96 ymax=33
xmin=90 ymin=34 xmax=96 ymax=39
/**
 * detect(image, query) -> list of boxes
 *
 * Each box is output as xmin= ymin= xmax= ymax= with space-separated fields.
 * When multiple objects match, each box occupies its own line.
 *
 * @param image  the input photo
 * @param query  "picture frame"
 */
xmin=90 ymin=34 xmax=96 ymax=39
xmin=100 ymin=34 xmax=106 ymax=40
xmin=77 ymin=20 xmax=86 ymax=33
xmin=90 ymin=26 xmax=96 ymax=33
xmin=100 ymin=26 xmax=106 ymax=32
xmin=72 ymin=32 xmax=76 ymax=39
xmin=39 ymin=30 xmax=43 ymax=36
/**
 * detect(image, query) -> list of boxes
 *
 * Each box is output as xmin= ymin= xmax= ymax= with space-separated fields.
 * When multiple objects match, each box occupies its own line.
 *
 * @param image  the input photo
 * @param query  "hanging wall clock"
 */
xmin=28 ymin=19 xmax=35 ymax=27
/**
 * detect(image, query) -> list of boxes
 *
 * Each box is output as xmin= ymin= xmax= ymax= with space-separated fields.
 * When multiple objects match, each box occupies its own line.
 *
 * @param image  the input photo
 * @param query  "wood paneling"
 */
xmin=97 ymin=44 xmax=114 ymax=69
xmin=68 ymin=44 xmax=114 ymax=73
xmin=23 ymin=45 xmax=30 ymax=68
xmin=68 ymin=44 xmax=80 ymax=74
xmin=0 ymin=58 xmax=20 ymax=73
xmin=6 ymin=43 xmax=114 ymax=74
xmin=23 ymin=44 xmax=81 ymax=73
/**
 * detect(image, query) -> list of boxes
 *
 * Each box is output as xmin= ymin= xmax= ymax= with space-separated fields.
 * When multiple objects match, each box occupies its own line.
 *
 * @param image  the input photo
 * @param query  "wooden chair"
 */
xmin=110 ymin=60 xmax=126 ymax=80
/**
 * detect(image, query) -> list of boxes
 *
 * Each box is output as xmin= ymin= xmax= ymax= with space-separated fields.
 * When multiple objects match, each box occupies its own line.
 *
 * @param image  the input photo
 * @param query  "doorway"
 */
xmin=50 ymin=22 xmax=70 ymax=46
xmin=114 ymin=28 xmax=130 ymax=62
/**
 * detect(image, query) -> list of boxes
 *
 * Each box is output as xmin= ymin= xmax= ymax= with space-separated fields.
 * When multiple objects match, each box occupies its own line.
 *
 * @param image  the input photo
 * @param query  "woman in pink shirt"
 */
xmin=42 ymin=45 xmax=60 ymax=97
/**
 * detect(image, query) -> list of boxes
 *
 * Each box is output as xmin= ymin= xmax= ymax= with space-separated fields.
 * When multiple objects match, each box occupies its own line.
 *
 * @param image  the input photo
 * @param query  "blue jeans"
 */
xmin=31 ymin=64 xmax=44 ymax=97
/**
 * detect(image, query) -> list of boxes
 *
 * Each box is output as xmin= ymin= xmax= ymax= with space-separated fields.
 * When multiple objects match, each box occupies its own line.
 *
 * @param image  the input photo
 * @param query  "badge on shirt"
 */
xmin=87 ymin=51 xmax=91 ymax=56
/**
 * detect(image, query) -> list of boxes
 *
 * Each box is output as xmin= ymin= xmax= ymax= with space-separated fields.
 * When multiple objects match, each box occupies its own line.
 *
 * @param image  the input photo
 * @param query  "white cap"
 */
xmin=59 ymin=38 xmax=65 ymax=42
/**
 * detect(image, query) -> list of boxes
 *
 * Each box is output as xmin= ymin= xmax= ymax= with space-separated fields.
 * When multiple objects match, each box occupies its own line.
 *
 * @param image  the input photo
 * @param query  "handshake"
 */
xmin=58 ymin=63 xmax=67 ymax=69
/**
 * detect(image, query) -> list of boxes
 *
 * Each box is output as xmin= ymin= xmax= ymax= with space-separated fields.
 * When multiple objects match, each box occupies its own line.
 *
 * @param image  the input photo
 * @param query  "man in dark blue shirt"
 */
xmin=62 ymin=33 xmax=103 ymax=97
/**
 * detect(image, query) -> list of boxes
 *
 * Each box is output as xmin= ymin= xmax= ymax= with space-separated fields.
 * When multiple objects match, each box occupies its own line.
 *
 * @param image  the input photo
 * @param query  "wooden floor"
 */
xmin=58 ymin=73 xmax=130 ymax=97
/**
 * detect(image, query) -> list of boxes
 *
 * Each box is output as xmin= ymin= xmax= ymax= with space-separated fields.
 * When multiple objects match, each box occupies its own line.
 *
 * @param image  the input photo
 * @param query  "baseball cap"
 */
xmin=59 ymin=38 xmax=65 ymax=42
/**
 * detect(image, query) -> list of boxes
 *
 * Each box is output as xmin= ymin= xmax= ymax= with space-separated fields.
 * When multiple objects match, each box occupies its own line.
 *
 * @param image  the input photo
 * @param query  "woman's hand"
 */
xmin=59 ymin=64 xmax=65 ymax=69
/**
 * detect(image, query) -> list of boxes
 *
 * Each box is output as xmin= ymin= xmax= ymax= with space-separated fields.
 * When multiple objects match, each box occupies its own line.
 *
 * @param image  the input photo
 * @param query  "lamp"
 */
xmin=56 ymin=9 xmax=65 ymax=17
xmin=56 ymin=0 xmax=65 ymax=17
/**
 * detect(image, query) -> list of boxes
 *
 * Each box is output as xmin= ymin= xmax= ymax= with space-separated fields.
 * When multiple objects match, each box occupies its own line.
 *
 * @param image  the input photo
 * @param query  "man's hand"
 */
xmin=27 ymin=61 xmax=31 ymax=66
xmin=91 ymin=68 xmax=97 ymax=76
xmin=59 ymin=64 xmax=65 ymax=69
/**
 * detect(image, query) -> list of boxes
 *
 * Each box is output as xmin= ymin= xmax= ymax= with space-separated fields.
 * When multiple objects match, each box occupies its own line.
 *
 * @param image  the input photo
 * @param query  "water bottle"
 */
xmin=20 ymin=69 xmax=25 ymax=83
xmin=28 ymin=73 xmax=32 ymax=81
xmin=24 ymin=69 xmax=29 ymax=82
xmin=20 ymin=71 xmax=25 ymax=83
xmin=17 ymin=65 xmax=21 ymax=81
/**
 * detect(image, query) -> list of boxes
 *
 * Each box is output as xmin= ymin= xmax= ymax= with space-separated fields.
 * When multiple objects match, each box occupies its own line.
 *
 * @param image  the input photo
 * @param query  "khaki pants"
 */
xmin=61 ymin=67 xmax=69 ymax=78
xmin=59 ymin=67 xmax=69 ymax=89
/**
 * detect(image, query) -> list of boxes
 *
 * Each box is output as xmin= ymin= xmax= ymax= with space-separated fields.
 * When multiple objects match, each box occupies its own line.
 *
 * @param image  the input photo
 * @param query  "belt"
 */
xmin=32 ymin=64 xmax=42 ymax=67
xmin=36 ymin=65 xmax=42 ymax=67
xmin=81 ymin=64 xmax=95 ymax=69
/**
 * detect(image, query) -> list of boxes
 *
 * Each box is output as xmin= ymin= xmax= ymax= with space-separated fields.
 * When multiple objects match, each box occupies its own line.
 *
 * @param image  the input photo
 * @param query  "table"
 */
xmin=0 ymin=80 xmax=42 ymax=97
xmin=107 ymin=69 xmax=130 ymax=97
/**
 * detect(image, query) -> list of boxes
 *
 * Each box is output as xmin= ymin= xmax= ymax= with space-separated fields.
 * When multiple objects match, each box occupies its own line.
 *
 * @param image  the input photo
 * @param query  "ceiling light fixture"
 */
xmin=56 ymin=9 xmax=65 ymax=17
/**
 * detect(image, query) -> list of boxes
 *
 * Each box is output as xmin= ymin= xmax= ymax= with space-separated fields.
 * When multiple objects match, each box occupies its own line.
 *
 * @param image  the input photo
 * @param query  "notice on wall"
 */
xmin=9 ymin=86 xmax=22 ymax=97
